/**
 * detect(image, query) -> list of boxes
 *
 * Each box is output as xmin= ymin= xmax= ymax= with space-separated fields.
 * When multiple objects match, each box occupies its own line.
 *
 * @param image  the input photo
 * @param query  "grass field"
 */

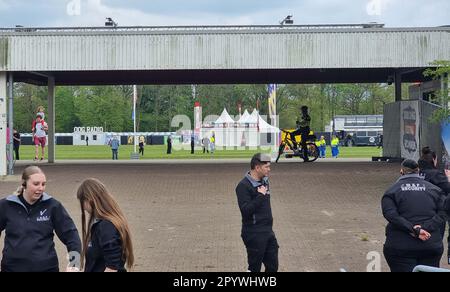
xmin=13 ymin=145 xmax=383 ymax=160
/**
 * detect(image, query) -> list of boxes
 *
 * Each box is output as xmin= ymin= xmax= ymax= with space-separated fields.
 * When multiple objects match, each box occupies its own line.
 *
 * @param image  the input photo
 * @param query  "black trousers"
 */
xmin=242 ymin=231 xmax=279 ymax=272
xmin=14 ymin=145 xmax=19 ymax=160
xmin=383 ymin=246 xmax=443 ymax=272
xmin=289 ymin=127 xmax=309 ymax=159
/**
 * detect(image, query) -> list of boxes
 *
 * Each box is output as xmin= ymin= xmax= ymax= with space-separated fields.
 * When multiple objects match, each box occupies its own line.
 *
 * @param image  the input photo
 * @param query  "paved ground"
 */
xmin=12 ymin=157 xmax=372 ymax=165
xmin=0 ymin=161 xmax=448 ymax=272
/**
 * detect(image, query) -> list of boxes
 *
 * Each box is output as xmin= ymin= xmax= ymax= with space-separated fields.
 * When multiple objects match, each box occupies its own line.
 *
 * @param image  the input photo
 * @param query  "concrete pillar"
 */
xmin=8 ymin=73 xmax=13 ymax=175
xmin=47 ymin=77 xmax=55 ymax=163
xmin=395 ymin=71 xmax=402 ymax=102
xmin=0 ymin=72 xmax=7 ymax=176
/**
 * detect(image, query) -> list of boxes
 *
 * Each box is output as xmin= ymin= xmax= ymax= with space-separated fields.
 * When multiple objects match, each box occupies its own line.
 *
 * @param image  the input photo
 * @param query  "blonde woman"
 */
xmin=77 ymin=178 xmax=134 ymax=272
xmin=0 ymin=166 xmax=81 ymax=272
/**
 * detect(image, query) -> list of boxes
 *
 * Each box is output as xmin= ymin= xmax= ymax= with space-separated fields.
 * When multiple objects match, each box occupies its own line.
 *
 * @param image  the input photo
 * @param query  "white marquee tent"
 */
xmin=202 ymin=108 xmax=279 ymax=147
xmin=214 ymin=108 xmax=235 ymax=126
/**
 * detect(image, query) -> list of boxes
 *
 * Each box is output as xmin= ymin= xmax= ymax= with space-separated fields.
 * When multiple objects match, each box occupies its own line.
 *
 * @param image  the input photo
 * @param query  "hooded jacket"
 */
xmin=0 ymin=193 xmax=81 ymax=272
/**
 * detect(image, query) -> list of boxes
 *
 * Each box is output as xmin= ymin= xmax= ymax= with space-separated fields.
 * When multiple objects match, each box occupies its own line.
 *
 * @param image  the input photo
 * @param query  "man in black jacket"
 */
xmin=382 ymin=159 xmax=446 ymax=272
xmin=290 ymin=106 xmax=311 ymax=161
xmin=235 ymin=153 xmax=279 ymax=272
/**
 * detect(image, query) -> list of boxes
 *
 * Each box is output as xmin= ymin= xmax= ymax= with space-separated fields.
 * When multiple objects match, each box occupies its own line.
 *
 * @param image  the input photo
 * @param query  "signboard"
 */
xmin=73 ymin=127 xmax=105 ymax=146
xmin=400 ymin=101 xmax=420 ymax=161
xmin=73 ymin=127 xmax=104 ymax=133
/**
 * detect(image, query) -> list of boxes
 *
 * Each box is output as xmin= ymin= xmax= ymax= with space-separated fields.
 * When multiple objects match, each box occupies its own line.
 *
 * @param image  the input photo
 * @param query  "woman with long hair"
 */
xmin=77 ymin=178 xmax=134 ymax=272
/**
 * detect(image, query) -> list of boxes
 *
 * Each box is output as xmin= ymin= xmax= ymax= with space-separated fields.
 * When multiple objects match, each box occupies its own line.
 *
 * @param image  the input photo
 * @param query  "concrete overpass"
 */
xmin=1 ymin=24 xmax=450 ymax=175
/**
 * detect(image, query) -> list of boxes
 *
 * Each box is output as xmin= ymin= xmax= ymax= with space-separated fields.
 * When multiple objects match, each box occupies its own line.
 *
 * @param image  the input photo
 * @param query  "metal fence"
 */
xmin=413 ymin=265 xmax=450 ymax=272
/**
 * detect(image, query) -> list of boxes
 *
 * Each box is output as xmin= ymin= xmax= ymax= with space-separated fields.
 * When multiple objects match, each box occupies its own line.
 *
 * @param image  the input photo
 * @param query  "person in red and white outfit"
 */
xmin=32 ymin=114 xmax=48 ymax=161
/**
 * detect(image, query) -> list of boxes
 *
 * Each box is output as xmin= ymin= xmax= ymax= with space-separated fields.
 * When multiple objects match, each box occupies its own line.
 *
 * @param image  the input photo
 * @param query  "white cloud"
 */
xmin=52 ymin=0 xmax=275 ymax=27
xmin=0 ymin=0 xmax=11 ymax=11
xmin=52 ymin=0 xmax=212 ymax=26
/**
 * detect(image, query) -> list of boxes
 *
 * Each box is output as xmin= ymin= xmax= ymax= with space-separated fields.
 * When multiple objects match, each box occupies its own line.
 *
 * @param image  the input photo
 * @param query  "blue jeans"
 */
xmin=320 ymin=146 xmax=326 ymax=158
xmin=332 ymin=146 xmax=339 ymax=158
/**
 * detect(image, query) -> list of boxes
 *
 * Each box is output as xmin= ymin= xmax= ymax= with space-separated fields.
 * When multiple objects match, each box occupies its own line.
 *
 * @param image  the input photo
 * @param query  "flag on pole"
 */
xmin=268 ymin=84 xmax=279 ymax=152
xmin=132 ymin=86 xmax=137 ymax=121
xmin=268 ymin=84 xmax=277 ymax=118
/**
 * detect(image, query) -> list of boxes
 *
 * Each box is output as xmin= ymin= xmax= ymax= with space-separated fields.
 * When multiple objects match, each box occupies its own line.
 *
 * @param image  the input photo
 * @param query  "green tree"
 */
xmin=73 ymin=86 xmax=132 ymax=132
xmin=13 ymin=83 xmax=47 ymax=133
xmin=424 ymin=60 xmax=450 ymax=123
xmin=55 ymin=87 xmax=80 ymax=132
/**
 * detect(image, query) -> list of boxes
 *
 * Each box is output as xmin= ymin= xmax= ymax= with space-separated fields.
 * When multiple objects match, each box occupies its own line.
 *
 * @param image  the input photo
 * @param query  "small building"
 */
xmin=73 ymin=127 xmax=106 ymax=145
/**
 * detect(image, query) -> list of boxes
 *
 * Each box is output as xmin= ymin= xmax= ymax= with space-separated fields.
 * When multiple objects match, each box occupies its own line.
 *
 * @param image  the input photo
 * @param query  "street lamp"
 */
xmin=280 ymin=15 xmax=294 ymax=25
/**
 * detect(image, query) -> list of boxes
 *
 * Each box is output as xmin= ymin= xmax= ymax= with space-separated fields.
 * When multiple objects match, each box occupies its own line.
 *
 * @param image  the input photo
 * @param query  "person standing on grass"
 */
xmin=13 ymin=129 xmax=21 ymax=160
xmin=167 ymin=136 xmax=172 ymax=154
xmin=210 ymin=133 xmax=215 ymax=154
xmin=110 ymin=136 xmax=120 ymax=160
xmin=331 ymin=134 xmax=339 ymax=158
xmin=190 ymin=135 xmax=195 ymax=154
xmin=139 ymin=136 xmax=145 ymax=156
xmin=32 ymin=115 xmax=48 ymax=161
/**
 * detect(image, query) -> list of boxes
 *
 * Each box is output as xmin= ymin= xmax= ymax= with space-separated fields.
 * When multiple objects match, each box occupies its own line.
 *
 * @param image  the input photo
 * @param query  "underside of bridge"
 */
xmin=13 ymin=67 xmax=430 ymax=86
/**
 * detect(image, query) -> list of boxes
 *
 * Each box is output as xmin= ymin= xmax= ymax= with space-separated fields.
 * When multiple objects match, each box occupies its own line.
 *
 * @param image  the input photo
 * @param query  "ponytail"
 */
xmin=14 ymin=185 xmax=25 ymax=196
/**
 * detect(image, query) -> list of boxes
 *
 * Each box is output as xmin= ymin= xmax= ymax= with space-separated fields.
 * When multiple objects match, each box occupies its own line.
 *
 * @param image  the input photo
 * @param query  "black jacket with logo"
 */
xmin=84 ymin=219 xmax=126 ymax=272
xmin=382 ymin=174 xmax=446 ymax=252
xmin=236 ymin=174 xmax=273 ymax=233
xmin=0 ymin=193 xmax=81 ymax=272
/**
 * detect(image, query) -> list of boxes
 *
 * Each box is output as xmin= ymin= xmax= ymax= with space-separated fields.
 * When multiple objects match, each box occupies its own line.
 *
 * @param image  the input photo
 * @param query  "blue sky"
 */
xmin=0 ymin=0 xmax=448 ymax=27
